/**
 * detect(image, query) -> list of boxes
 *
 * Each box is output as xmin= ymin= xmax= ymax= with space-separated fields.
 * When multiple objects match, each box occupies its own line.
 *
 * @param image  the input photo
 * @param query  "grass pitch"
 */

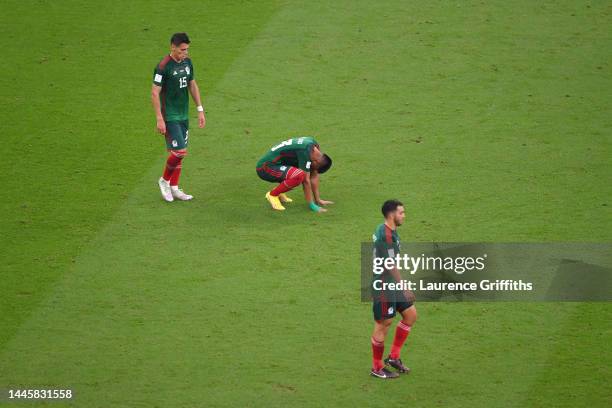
xmin=1 ymin=0 xmax=610 ymax=407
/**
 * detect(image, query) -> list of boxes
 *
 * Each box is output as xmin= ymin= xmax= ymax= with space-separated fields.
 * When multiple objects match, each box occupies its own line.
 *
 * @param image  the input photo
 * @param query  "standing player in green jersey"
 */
xmin=256 ymin=137 xmax=333 ymax=212
xmin=151 ymin=32 xmax=206 ymax=202
xmin=370 ymin=199 xmax=417 ymax=379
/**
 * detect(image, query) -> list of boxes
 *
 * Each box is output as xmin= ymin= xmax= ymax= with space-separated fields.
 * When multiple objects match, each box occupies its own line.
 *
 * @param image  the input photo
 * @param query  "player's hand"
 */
xmin=198 ymin=112 xmax=206 ymax=128
xmin=156 ymin=118 xmax=166 ymax=135
xmin=317 ymin=199 xmax=334 ymax=206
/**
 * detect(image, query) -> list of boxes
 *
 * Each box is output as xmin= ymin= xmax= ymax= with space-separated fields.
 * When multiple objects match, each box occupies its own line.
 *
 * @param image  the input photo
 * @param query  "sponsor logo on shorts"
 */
xmin=388 ymin=307 xmax=394 ymax=314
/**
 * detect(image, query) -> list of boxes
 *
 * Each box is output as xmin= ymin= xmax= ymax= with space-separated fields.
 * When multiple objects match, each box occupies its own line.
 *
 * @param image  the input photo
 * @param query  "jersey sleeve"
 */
xmin=153 ymin=64 xmax=165 ymax=86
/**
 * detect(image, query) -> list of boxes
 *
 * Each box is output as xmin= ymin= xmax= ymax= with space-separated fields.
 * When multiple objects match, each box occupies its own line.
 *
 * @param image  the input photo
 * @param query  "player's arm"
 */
xmin=389 ymin=264 xmax=415 ymax=303
xmin=379 ymin=235 xmax=415 ymax=303
xmin=302 ymin=174 xmax=326 ymax=213
xmin=151 ymin=84 xmax=165 ymax=134
xmin=310 ymin=170 xmax=321 ymax=203
xmin=309 ymin=170 xmax=333 ymax=206
xmin=188 ymin=79 xmax=206 ymax=128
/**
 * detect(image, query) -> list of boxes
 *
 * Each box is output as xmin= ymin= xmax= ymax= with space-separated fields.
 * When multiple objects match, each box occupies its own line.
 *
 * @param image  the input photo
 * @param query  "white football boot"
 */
xmin=158 ymin=177 xmax=174 ymax=202
xmin=171 ymin=187 xmax=193 ymax=201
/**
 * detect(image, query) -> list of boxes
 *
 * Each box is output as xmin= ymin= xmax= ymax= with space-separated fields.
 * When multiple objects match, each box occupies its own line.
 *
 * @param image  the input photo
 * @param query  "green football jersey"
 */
xmin=372 ymin=223 xmax=401 ymax=295
xmin=256 ymin=137 xmax=318 ymax=172
xmin=373 ymin=223 xmax=401 ymax=260
xmin=153 ymin=55 xmax=194 ymax=122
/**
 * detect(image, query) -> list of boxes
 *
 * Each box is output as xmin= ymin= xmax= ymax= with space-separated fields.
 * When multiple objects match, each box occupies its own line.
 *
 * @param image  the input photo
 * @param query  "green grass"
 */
xmin=1 ymin=0 xmax=611 ymax=407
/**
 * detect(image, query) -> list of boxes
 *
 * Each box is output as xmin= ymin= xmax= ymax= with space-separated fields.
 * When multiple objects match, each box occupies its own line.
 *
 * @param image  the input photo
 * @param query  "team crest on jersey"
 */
xmin=173 ymin=70 xmax=178 ymax=75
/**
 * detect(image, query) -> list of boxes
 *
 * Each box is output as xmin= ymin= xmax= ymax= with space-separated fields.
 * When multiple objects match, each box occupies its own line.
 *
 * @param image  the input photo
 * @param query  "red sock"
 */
xmin=170 ymin=160 xmax=182 ymax=186
xmin=162 ymin=152 xmax=181 ymax=181
xmin=270 ymin=168 xmax=305 ymax=196
xmin=371 ymin=337 xmax=385 ymax=370
xmin=390 ymin=322 xmax=411 ymax=359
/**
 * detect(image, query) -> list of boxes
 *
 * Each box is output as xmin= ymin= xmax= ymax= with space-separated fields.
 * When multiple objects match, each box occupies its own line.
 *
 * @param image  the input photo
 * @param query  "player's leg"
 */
xmin=371 ymin=319 xmax=392 ymax=366
xmin=159 ymin=122 xmax=183 ymax=202
xmin=168 ymin=149 xmax=192 ymax=201
xmin=257 ymin=164 xmax=303 ymax=211
xmin=169 ymin=121 xmax=192 ymax=200
xmin=270 ymin=167 xmax=304 ymax=201
xmin=256 ymin=163 xmax=286 ymax=210
xmin=385 ymin=303 xmax=417 ymax=374
xmin=370 ymin=301 xmax=399 ymax=379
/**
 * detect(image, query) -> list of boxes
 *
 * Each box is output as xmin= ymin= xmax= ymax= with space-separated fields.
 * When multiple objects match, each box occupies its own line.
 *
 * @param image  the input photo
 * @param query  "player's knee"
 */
xmin=402 ymin=306 xmax=417 ymax=325
xmin=374 ymin=319 xmax=392 ymax=330
xmin=374 ymin=319 xmax=392 ymax=338
xmin=372 ymin=329 xmax=385 ymax=343
xmin=289 ymin=169 xmax=305 ymax=184
xmin=171 ymin=149 xmax=188 ymax=159
xmin=381 ymin=319 xmax=394 ymax=335
xmin=296 ymin=173 xmax=306 ymax=185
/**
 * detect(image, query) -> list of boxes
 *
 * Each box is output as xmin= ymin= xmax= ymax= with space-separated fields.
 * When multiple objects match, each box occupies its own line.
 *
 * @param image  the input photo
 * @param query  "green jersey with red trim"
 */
xmin=372 ymin=223 xmax=401 ymax=298
xmin=373 ymin=223 xmax=401 ymax=260
xmin=153 ymin=55 xmax=194 ymax=122
xmin=256 ymin=137 xmax=318 ymax=172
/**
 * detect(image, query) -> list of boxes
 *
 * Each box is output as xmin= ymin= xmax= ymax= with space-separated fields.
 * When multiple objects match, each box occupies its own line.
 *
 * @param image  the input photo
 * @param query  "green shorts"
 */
xmin=164 ymin=120 xmax=189 ymax=150
xmin=256 ymin=162 xmax=293 ymax=182
xmin=372 ymin=292 xmax=413 ymax=321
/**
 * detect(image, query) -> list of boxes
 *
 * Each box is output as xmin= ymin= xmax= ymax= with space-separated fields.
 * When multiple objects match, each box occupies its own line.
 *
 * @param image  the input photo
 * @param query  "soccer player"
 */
xmin=370 ymin=199 xmax=417 ymax=379
xmin=151 ymin=32 xmax=206 ymax=202
xmin=256 ymin=137 xmax=333 ymax=212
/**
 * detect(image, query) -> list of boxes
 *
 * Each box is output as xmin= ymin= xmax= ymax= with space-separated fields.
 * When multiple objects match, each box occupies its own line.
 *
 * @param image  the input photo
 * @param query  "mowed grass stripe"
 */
xmin=0 ymin=0 xmax=282 ymax=350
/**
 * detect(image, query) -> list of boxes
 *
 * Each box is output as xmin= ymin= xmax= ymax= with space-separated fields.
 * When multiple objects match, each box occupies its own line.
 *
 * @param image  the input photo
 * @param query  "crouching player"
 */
xmin=370 ymin=199 xmax=417 ymax=379
xmin=256 ymin=137 xmax=333 ymax=212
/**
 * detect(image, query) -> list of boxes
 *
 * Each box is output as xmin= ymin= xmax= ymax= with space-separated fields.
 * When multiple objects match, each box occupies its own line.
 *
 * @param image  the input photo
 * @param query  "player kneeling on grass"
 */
xmin=256 ymin=137 xmax=333 ymax=212
xmin=370 ymin=199 xmax=417 ymax=379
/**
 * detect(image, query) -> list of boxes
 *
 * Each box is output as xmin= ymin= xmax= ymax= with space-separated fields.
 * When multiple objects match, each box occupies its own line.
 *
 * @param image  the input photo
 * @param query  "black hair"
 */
xmin=381 ymin=199 xmax=403 ymax=217
xmin=171 ymin=32 xmax=191 ymax=46
xmin=317 ymin=154 xmax=332 ymax=174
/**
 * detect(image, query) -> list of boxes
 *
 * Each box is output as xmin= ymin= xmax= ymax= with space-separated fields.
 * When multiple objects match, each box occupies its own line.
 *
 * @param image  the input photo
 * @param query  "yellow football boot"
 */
xmin=265 ymin=192 xmax=286 ymax=211
xmin=278 ymin=193 xmax=293 ymax=203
